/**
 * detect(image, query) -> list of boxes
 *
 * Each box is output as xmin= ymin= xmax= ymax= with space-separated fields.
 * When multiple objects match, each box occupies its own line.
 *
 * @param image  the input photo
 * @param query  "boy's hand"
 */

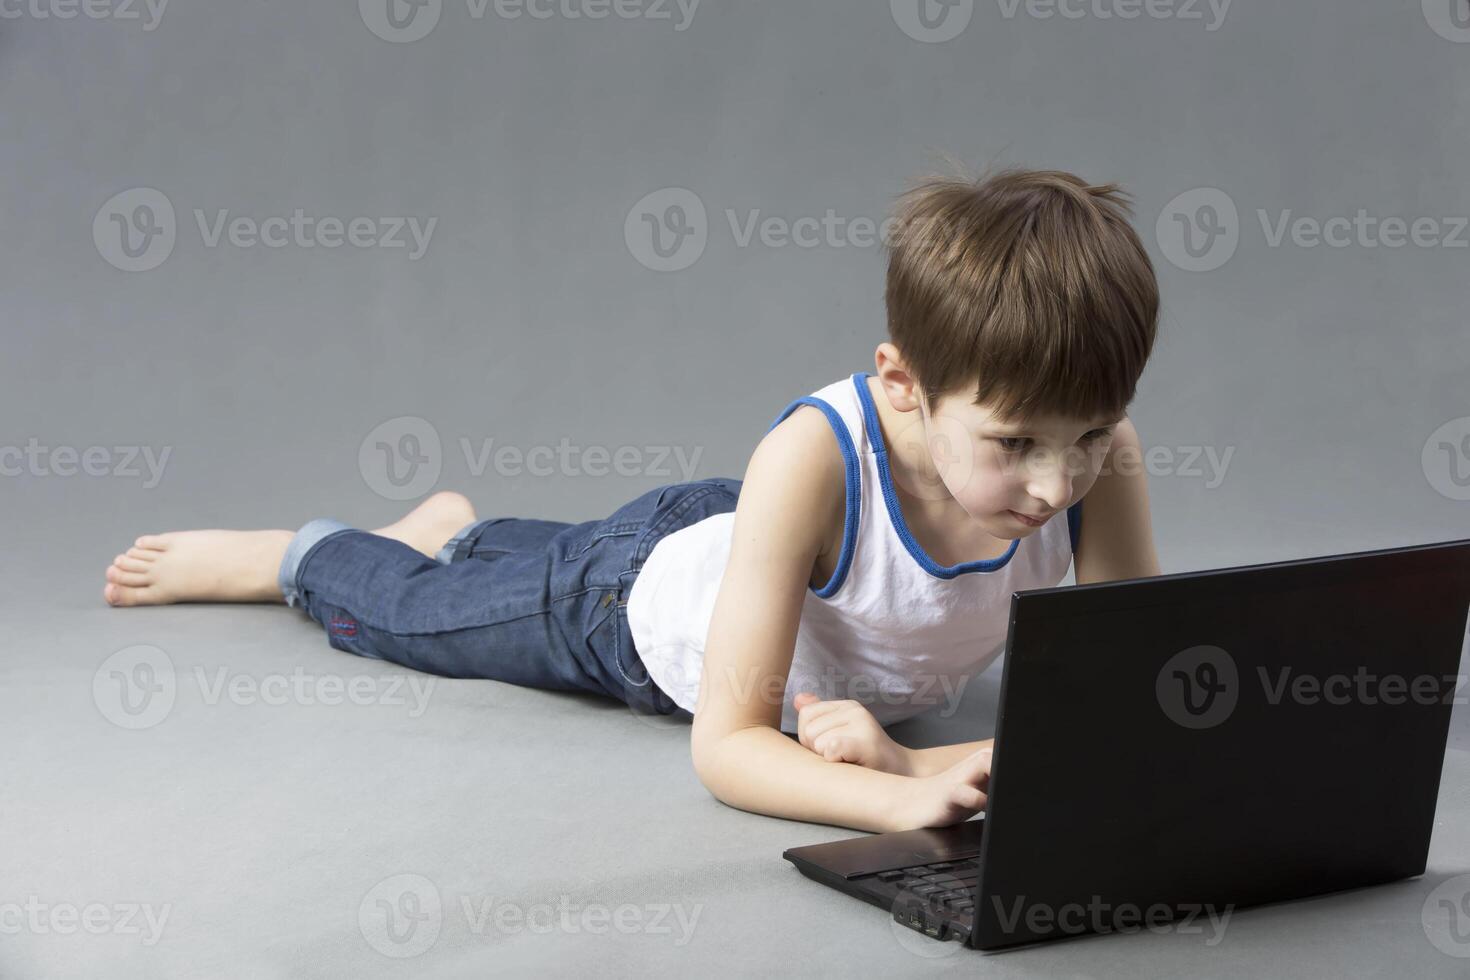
xmin=792 ymin=692 xmax=914 ymax=776
xmin=889 ymin=747 xmax=992 ymax=831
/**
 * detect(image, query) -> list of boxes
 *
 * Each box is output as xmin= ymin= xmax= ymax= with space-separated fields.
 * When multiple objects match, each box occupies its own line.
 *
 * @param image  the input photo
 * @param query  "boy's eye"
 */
xmin=995 ymin=429 xmax=1112 ymax=453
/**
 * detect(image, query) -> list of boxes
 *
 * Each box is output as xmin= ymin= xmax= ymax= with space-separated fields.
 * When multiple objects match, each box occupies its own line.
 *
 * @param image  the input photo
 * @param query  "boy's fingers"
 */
xmin=802 ymin=714 xmax=849 ymax=743
xmin=792 ymin=692 xmax=821 ymax=710
xmin=956 ymin=748 xmax=993 ymax=784
xmin=818 ymin=734 xmax=857 ymax=763
xmin=796 ymin=698 xmax=844 ymax=724
xmin=949 ymin=784 xmax=987 ymax=811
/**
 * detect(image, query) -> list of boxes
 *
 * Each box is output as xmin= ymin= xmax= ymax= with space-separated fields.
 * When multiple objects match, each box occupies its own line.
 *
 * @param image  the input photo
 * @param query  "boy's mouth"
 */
xmin=1007 ymin=510 xmax=1051 ymax=528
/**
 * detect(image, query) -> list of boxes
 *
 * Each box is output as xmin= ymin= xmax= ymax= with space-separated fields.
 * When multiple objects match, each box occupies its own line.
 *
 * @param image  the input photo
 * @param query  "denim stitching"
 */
xmin=633 ymin=485 xmax=736 ymax=566
xmin=561 ymin=520 xmax=644 ymax=561
xmin=317 ymin=585 xmax=609 ymax=638
xmin=610 ymin=600 xmax=649 ymax=689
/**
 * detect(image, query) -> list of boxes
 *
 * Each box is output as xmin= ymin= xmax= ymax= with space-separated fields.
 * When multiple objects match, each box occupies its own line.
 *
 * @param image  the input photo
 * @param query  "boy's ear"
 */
xmin=873 ymin=343 xmax=926 ymax=412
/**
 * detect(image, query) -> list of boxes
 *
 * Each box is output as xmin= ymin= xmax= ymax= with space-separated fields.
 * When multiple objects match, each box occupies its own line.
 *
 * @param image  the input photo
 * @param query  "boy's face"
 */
xmin=911 ymin=388 xmax=1121 ymax=539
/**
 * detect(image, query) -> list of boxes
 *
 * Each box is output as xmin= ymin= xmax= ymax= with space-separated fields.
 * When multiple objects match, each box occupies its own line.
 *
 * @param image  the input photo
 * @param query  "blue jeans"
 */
xmin=277 ymin=478 xmax=742 ymax=717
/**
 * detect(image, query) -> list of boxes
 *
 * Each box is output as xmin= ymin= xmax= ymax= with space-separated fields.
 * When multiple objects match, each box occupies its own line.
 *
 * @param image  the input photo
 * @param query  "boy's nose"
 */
xmin=1026 ymin=473 xmax=1073 ymax=513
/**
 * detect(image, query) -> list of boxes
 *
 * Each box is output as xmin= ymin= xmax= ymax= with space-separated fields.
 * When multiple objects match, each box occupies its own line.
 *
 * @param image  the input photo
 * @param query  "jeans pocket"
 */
xmin=582 ymin=592 xmax=651 ymax=697
xmin=561 ymin=522 xmax=642 ymax=562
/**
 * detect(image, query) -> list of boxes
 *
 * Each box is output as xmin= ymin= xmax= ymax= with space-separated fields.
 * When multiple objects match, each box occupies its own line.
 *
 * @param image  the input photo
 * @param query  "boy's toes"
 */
xmin=106 ymin=564 xmax=151 ymax=587
xmin=134 ymin=534 xmax=167 ymax=551
xmin=104 ymin=579 xmax=158 ymax=607
xmin=116 ymin=552 xmax=153 ymax=572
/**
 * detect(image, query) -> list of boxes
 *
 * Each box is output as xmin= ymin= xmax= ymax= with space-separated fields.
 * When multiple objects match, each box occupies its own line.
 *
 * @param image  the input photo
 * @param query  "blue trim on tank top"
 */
xmin=766 ymin=395 xmax=861 ymax=597
xmin=851 ymin=371 xmax=1031 ymax=579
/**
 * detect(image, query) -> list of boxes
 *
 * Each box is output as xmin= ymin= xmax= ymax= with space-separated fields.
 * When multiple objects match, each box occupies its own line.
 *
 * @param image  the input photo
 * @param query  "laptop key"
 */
xmin=875 ymin=870 xmax=905 ymax=882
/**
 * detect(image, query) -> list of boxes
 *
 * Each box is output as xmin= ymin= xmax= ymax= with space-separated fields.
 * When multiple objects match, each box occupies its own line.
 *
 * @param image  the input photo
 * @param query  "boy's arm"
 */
xmin=904 ymin=419 xmax=1162 ymax=777
xmin=690 ymin=407 xmax=976 ymax=833
xmin=1074 ymin=417 xmax=1160 ymax=586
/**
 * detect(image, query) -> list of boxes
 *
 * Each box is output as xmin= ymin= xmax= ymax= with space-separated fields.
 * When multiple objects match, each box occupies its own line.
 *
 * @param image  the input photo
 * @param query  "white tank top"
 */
xmin=625 ymin=371 xmax=1081 ymax=735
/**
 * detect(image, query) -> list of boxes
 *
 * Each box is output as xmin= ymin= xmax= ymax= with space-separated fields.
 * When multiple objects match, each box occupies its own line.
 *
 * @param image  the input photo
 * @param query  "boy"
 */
xmin=102 ymin=166 xmax=1160 ymax=835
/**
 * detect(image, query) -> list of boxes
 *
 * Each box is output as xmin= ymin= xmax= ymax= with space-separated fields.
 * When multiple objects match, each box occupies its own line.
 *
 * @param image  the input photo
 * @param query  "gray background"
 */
xmin=3 ymin=0 xmax=1468 ymax=976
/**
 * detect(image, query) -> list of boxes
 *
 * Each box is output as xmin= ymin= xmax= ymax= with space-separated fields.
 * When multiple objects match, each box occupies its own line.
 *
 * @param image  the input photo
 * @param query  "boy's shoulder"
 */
xmin=751 ymin=402 xmax=848 ymax=586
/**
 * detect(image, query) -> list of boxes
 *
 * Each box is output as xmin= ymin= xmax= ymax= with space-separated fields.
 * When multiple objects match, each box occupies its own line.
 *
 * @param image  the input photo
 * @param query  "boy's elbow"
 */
xmin=689 ymin=717 xmax=765 ymax=798
xmin=689 ymin=720 xmax=727 ymax=792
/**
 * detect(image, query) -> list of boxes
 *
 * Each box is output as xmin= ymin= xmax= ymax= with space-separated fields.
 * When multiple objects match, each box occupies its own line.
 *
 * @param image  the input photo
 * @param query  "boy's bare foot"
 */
xmin=102 ymin=492 xmax=477 ymax=608
xmin=371 ymin=491 xmax=477 ymax=558
xmin=103 ymin=529 xmax=294 ymax=607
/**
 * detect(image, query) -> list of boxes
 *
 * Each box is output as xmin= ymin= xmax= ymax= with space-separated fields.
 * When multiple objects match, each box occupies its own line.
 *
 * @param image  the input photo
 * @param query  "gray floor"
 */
xmin=5 ymin=485 xmax=1469 ymax=979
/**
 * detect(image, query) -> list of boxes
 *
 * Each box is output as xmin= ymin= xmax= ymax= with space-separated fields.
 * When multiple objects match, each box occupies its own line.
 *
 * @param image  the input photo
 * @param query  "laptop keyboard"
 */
xmin=862 ymin=857 xmax=980 ymax=943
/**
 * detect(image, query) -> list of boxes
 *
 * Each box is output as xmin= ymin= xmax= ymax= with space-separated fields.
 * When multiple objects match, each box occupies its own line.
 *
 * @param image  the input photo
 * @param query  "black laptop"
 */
xmin=784 ymin=538 xmax=1470 ymax=951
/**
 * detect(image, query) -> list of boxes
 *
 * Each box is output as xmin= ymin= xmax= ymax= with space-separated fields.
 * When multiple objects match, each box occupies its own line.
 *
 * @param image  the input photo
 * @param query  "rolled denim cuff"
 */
xmin=278 ymin=518 xmax=356 ymax=608
xmin=435 ymin=519 xmax=493 ymax=565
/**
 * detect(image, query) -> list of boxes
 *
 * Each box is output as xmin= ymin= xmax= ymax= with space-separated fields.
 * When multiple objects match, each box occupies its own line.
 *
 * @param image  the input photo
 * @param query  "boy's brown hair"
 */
xmin=884 ymin=166 xmax=1159 ymax=424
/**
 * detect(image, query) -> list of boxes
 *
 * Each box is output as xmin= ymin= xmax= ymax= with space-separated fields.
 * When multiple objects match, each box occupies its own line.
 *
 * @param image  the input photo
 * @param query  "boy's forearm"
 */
xmin=904 ymin=738 xmax=993 ymax=778
xmin=694 ymin=725 xmax=913 ymax=834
